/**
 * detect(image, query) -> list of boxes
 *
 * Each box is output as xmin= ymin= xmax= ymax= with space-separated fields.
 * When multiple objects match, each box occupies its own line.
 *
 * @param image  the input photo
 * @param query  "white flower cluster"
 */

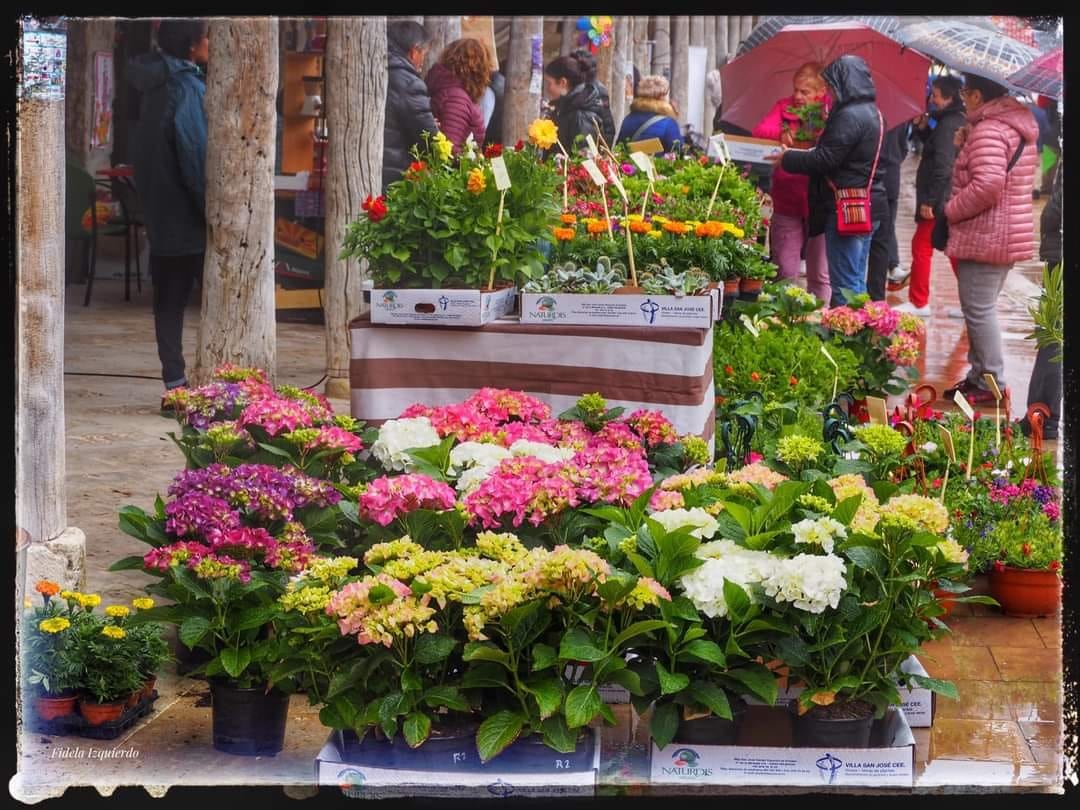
xmin=649 ymin=508 xmax=719 ymax=539
xmin=790 ymin=517 xmax=847 ymax=554
xmin=509 ymin=440 xmax=576 ymax=465
xmin=446 ymin=441 xmax=512 ymax=493
xmin=680 ymin=541 xmax=774 ymax=618
xmin=370 ymin=417 xmax=441 ymax=472
xmin=762 ymin=553 xmax=847 ymax=614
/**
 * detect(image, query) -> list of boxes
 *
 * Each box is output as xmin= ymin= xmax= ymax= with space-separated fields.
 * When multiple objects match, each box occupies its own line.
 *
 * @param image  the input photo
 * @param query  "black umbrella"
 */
xmin=736 ymin=15 xmax=902 ymax=56
xmin=895 ymin=19 xmax=1040 ymax=86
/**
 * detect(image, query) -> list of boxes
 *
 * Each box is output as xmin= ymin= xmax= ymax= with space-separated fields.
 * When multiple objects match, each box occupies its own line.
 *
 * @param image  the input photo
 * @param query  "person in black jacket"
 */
xmin=866 ymin=123 xmax=908 ymax=300
xmin=570 ymin=49 xmax=617 ymax=146
xmin=890 ymin=74 xmax=965 ymax=315
xmin=768 ymin=55 xmax=887 ymax=307
xmin=383 ymin=21 xmax=438 ymax=191
xmin=543 ymin=53 xmax=610 ymax=153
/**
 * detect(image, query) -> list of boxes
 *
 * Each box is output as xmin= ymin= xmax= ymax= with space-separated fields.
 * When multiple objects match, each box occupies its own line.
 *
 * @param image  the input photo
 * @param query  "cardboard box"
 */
xmin=712 ymin=134 xmax=784 ymax=166
xmin=314 ymin=727 xmax=599 ymax=798
xmin=368 ymin=287 xmax=517 ymax=326
xmin=650 ymin=705 xmax=915 ymax=788
xmin=520 ymin=291 xmax=717 ymax=328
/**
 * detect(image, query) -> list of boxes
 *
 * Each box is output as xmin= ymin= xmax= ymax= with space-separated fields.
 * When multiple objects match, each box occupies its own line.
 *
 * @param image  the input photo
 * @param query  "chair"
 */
xmin=105 ymin=174 xmax=145 ymax=299
xmin=64 ymin=156 xmax=135 ymax=306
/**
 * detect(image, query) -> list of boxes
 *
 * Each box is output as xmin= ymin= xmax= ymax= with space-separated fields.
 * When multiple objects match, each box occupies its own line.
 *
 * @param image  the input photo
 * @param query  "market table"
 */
xmin=348 ymin=313 xmax=715 ymax=444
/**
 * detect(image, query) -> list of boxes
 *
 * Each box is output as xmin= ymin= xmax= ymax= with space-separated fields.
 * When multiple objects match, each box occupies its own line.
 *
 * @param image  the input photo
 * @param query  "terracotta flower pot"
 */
xmin=739 ymin=278 xmax=764 ymax=294
xmin=989 ymin=565 xmax=1061 ymax=618
xmin=141 ymin=677 xmax=157 ymax=701
xmin=932 ymin=581 xmax=957 ymax=618
xmin=126 ymin=691 xmax=140 ymax=708
xmin=79 ymin=698 xmax=126 ymax=726
xmin=613 ymin=285 xmax=645 ymax=295
xmin=35 ymin=693 xmax=78 ymax=721
xmin=723 ymin=279 xmax=742 ymax=297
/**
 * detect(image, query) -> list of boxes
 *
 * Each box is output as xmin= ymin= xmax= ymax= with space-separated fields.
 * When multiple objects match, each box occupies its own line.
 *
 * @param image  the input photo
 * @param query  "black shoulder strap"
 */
xmin=1006 ymin=139 xmax=1026 ymax=173
xmin=631 ymin=115 xmax=667 ymax=142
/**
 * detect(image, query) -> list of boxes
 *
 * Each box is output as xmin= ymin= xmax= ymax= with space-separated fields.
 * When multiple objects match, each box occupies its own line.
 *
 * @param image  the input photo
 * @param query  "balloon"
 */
xmin=576 ymin=17 xmax=590 ymax=31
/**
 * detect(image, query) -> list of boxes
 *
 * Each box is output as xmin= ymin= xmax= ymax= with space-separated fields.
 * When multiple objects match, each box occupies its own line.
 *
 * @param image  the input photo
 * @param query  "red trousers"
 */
xmin=910 ymin=217 xmax=959 ymax=308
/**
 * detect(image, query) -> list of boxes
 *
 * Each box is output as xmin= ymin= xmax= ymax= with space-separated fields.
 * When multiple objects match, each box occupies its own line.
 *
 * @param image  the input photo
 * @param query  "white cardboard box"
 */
xmin=520 ymin=291 xmax=717 ymax=328
xmin=369 ymin=287 xmax=517 ymax=326
xmin=743 ymin=656 xmax=934 ymax=728
xmin=650 ymin=706 xmax=915 ymax=788
xmin=315 ymin=727 xmax=599 ymax=799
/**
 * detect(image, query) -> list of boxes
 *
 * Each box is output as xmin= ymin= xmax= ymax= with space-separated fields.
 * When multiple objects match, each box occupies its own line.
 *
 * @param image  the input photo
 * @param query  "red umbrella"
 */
xmin=719 ymin=22 xmax=931 ymax=133
xmin=1007 ymin=47 xmax=1063 ymax=99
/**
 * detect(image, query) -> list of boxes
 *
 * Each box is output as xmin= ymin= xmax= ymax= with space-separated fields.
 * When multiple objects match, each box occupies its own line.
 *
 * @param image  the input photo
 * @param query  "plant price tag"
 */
xmin=629 ymin=151 xmax=656 ymax=181
xmin=607 ymin=165 xmax=629 ymax=202
xmin=938 ymin=425 xmax=956 ymax=463
xmin=866 ymin=396 xmax=889 ymax=426
xmin=739 ymin=314 xmax=760 ymax=338
xmin=982 ymin=373 xmax=1002 ymax=401
xmin=490 ymin=156 xmax=512 ymax=191
xmin=585 ymin=134 xmax=600 ymax=158
xmin=953 ymin=390 xmax=975 ymax=421
xmin=582 ymin=159 xmax=607 ymax=187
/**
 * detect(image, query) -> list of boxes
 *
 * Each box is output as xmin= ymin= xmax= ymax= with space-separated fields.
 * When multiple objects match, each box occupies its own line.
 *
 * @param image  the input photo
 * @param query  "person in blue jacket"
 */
xmin=616 ymin=74 xmax=683 ymax=153
xmin=128 ymin=19 xmax=209 ymax=404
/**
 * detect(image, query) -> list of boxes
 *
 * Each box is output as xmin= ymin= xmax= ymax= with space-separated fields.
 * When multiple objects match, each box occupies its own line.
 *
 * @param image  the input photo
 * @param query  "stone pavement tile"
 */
xmin=936 ymin=680 xmax=1018 ymax=721
xmin=1032 ymin=616 xmax=1061 ymax=648
xmin=929 ymin=718 xmax=1035 ymax=763
xmin=990 ymin=647 xmax=1062 ymax=682
xmin=945 ymin=616 xmax=1043 ymax=648
xmin=915 ymin=643 xmax=1001 ymax=682
xmin=1005 ymin=681 xmax=1062 ymax=724
xmin=1018 ymin=720 xmax=1062 ymax=753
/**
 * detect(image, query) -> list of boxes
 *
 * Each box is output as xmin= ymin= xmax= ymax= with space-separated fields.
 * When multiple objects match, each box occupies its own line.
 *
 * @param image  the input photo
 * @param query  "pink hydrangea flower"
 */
xmin=885 ymin=332 xmax=921 ymax=366
xmin=820 ymin=306 xmax=869 ymax=336
xmin=627 ymin=409 xmax=679 ymax=447
xmin=570 ymin=443 xmax=653 ymax=506
xmin=650 ymin=489 xmax=686 ymax=511
xmin=358 ymin=474 xmax=458 ymax=526
xmin=464 ymin=388 xmax=551 ymax=424
xmin=594 ymin=421 xmax=645 ymax=451
xmin=861 ymin=300 xmax=901 ymax=337
xmin=305 ymin=425 xmax=363 ymax=454
xmin=239 ymin=397 xmax=316 ymax=436
xmin=463 ymin=457 xmax=580 ymax=529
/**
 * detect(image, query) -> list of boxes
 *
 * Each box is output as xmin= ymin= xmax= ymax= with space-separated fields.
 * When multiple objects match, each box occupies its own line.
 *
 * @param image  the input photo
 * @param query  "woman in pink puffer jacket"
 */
xmin=943 ymin=74 xmax=1038 ymax=406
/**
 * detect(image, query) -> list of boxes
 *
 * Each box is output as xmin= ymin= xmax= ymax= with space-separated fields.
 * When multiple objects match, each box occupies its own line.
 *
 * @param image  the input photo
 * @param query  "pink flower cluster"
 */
xmin=571 ymin=443 xmax=654 ymax=506
xmin=885 ymin=332 xmax=921 ymax=367
xmin=861 ymin=301 xmax=901 ymax=337
xmin=326 ymin=573 xmax=413 ymax=637
xmin=594 ymin=421 xmax=645 ymax=451
xmin=650 ymin=489 xmax=686 ymax=511
xmin=304 ymin=426 xmax=364 ymax=455
xmin=143 ymin=521 xmax=315 ymax=581
xmin=358 ymin=473 xmax=458 ymax=526
xmin=239 ymin=397 xmax=317 ymax=437
xmin=401 ymin=389 xmax=552 ymax=443
xmin=820 ymin=305 xmax=869 ymax=336
xmin=627 ymin=409 xmax=679 ymax=447
xmin=464 ymin=457 xmax=581 ymax=529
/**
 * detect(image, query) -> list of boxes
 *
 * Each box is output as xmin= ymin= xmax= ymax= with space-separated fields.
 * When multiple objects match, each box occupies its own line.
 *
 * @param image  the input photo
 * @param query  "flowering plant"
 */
xmin=64 ymin=610 xmax=145 ymax=704
xmin=341 ymin=132 xmax=560 ymax=289
xmin=22 ymin=583 xmax=84 ymax=696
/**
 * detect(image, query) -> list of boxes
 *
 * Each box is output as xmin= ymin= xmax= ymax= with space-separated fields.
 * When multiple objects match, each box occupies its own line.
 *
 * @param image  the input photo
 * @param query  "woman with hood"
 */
xmin=941 ymin=74 xmax=1039 ymax=405
xmin=543 ymin=53 xmax=609 ymax=152
xmin=426 ymin=38 xmax=488 ymax=151
xmin=128 ymin=19 xmax=209 ymax=404
xmin=570 ymin=49 xmax=617 ymax=147
xmin=616 ymin=75 xmax=683 ymax=153
xmin=752 ymin=62 xmax=831 ymax=303
xmin=768 ymin=55 xmax=887 ymax=307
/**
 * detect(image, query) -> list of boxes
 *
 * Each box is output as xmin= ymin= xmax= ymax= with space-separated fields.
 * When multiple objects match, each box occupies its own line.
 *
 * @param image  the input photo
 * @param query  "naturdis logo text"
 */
xmin=661 ymin=748 xmax=713 ymax=778
xmin=337 ymin=767 xmax=366 ymax=798
xmin=378 ymin=291 xmax=403 ymax=310
xmin=527 ymin=295 xmax=567 ymax=321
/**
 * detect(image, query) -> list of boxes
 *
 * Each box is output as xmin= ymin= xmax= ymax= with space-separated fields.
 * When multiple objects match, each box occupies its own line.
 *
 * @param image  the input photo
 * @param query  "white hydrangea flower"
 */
xmin=509 ymin=440 xmax=576 ymax=465
xmin=763 ymin=554 xmax=847 ymax=614
xmin=649 ymin=508 xmax=719 ymax=539
xmin=370 ymin=417 xmax=441 ymax=472
xmin=456 ymin=464 xmax=496 ymax=494
xmin=791 ymin=517 xmax=847 ymax=554
xmin=449 ymin=441 xmax=512 ymax=473
xmin=679 ymin=542 xmax=778 ymax=618
xmin=920 ymin=442 xmax=938 ymax=454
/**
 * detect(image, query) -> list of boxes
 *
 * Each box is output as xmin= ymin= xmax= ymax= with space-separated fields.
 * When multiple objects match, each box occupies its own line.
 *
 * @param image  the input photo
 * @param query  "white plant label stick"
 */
xmin=490 ymin=156 xmax=511 ymax=191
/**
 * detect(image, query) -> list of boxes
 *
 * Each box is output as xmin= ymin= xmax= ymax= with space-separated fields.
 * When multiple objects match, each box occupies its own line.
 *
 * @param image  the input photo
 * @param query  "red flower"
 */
xmin=514 ymin=139 xmax=525 ymax=151
xmin=932 ymin=478 xmax=943 ymax=489
xmin=1022 ymin=543 xmax=1032 ymax=556
xmin=1050 ymin=561 xmax=1061 ymax=571
xmin=982 ymin=462 xmax=994 ymax=469
xmin=789 ymin=376 xmax=799 ymax=386
xmin=993 ymin=560 xmax=1006 ymax=573
xmin=750 ymin=372 xmax=761 ymax=382
xmin=362 ymin=194 xmax=388 ymax=223
xmin=724 ymin=365 xmax=734 ymax=376
xmin=716 ymin=396 xmax=727 ymax=406
xmin=484 ymin=143 xmax=503 ymax=159
xmin=406 ymin=160 xmax=427 ymax=178
xmin=699 ymin=155 xmax=710 ymax=166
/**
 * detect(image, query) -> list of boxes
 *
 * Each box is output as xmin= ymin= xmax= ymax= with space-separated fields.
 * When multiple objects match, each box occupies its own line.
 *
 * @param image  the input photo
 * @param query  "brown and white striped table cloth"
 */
xmin=348 ymin=314 xmax=715 ymax=445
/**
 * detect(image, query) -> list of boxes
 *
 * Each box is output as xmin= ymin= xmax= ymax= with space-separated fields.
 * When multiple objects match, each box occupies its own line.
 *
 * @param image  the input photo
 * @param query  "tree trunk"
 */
xmin=423 ymin=16 xmax=461 ymax=75
xmin=716 ymin=16 xmax=729 ymax=65
xmin=502 ymin=16 xmax=543 ymax=148
xmin=650 ymin=16 xmax=670 ymax=78
xmin=560 ymin=16 xmax=576 ymax=56
xmin=610 ymin=16 xmax=632 ymax=132
xmin=704 ymin=16 xmax=717 ymax=132
xmin=739 ymin=16 xmax=754 ymax=50
xmin=195 ymin=19 xmax=278 ymax=385
xmin=669 ymin=16 xmax=689 ymax=127
xmin=323 ymin=17 xmax=386 ymax=400
xmin=727 ymin=16 xmax=740 ymax=58
xmin=632 ymin=16 xmax=650 ymax=81
xmin=690 ymin=16 xmax=708 ymax=138
xmin=64 ymin=18 xmax=116 ymax=173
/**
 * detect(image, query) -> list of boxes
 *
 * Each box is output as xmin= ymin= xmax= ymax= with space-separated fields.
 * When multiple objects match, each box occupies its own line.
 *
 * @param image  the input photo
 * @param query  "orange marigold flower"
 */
xmin=552 ymin=227 xmax=577 ymax=241
xmin=789 ymin=376 xmax=799 ymax=386
xmin=629 ymin=220 xmax=653 ymax=234
xmin=587 ymin=220 xmax=609 ymax=235
xmin=35 ymin=580 xmax=60 ymax=597
xmin=695 ymin=221 xmax=725 ymax=238
xmin=751 ymin=372 xmax=761 ymax=382
xmin=467 ymin=167 xmax=487 ymax=194
xmin=662 ymin=221 xmax=690 ymax=236
xmin=560 ymin=213 xmax=577 ymax=225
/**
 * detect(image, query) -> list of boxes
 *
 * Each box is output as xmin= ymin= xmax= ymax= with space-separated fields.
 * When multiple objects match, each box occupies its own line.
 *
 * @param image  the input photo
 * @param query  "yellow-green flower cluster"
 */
xmin=333 ymin=414 xmax=360 ymax=431
xmin=132 ymin=597 xmax=155 ymax=610
xmin=39 ymin=617 xmax=71 ymax=634
xmin=617 ymin=577 xmax=672 ymax=611
xmin=475 ymin=531 xmax=528 ymax=565
xmin=828 ymin=474 xmax=882 ymax=534
xmin=463 ymin=577 xmax=539 ymax=641
xmin=364 ymin=537 xmax=424 ymax=566
xmin=776 ymin=435 xmax=824 ymax=467
xmin=191 ymin=557 xmax=246 ymax=582
xmin=853 ymin=424 xmax=909 ymax=461
xmin=279 ymin=585 xmax=333 ymax=614
xmin=205 ymin=422 xmax=247 ymax=452
xmin=356 ymin=601 xmax=439 ymax=648
xmin=883 ymin=494 xmax=949 ymax=534
xmin=681 ymin=435 xmax=711 ymax=467
xmin=418 ymin=555 xmax=503 ymax=609
xmin=576 ymin=392 xmax=608 ymax=418
xmin=618 ymin=536 xmax=638 ymax=556
xmin=381 ymin=550 xmax=453 ymax=582
xmin=936 ymin=538 xmax=970 ymax=567
xmin=283 ymin=428 xmax=321 ymax=447
xmin=797 ymin=494 xmax=833 ymax=514
xmin=105 ymin=605 xmax=130 ymax=618
xmin=523 ymin=545 xmax=610 ymax=595
xmin=306 ymin=556 xmax=359 ymax=586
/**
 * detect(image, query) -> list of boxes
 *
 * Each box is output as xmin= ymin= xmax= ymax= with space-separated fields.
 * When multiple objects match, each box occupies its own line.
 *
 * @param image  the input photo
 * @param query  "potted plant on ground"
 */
xmin=127 ymin=598 xmax=171 ymax=699
xmin=70 ymin=609 xmax=144 ymax=725
xmin=23 ymin=581 xmax=82 ymax=721
xmin=985 ymin=509 xmax=1062 ymax=617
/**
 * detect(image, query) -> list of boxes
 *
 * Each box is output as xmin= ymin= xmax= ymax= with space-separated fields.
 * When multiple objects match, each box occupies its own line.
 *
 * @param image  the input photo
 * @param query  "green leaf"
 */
xmin=462 ymin=663 xmax=510 ymax=690
xmin=401 ymin=669 xmax=422 ymax=692
xmin=655 ymin=661 xmax=690 ymax=696
xmin=414 ymin=634 xmax=457 ymax=665
xmin=565 ymin=684 xmax=603 ymax=728
xmin=845 ymin=544 xmax=887 ymax=573
xmin=606 ymin=667 xmax=645 ymax=696
xmin=624 ymin=552 xmax=655 ymax=579
xmin=612 ymin=620 xmax=670 ymax=650
xmin=403 ymin=712 xmax=432 ymax=748
xmin=476 ymin=711 xmax=524 ymax=763
xmin=681 ymin=639 xmax=727 ymax=667
xmin=721 ymin=502 xmax=753 ymax=535
xmin=220 ymin=647 xmax=251 ymax=679
xmin=423 ymin=685 xmax=470 ymax=712
xmin=338 ymin=499 xmax=360 ymax=525
xmin=109 ymin=555 xmax=149 ymax=572
xmin=179 ymin=616 xmax=211 ymax=649
xmin=462 ymin=642 xmax=511 ymax=667
xmin=235 ymin=605 xmax=277 ymax=632
xmin=724 ymin=664 xmax=779 ymax=705
xmin=831 ymin=494 xmax=863 ymax=527
xmin=687 ymin=681 xmax=732 ymax=720
xmin=558 ymin=627 xmax=606 ymax=663
xmin=531 ymin=643 xmax=557 ymax=672
xmin=525 ymin=677 xmax=564 ymax=720
xmin=664 ymin=596 xmax=703 ymax=624
xmin=504 ymin=599 xmax=551 ymax=648
xmin=541 ymin=715 xmax=578 ymax=754
xmin=905 ymin=674 xmax=959 ymax=701
xmin=368 ymin=583 xmax=396 ymax=606
xmin=650 ymin=701 xmax=680 ymax=749
xmin=722 ymin=578 xmax=752 ymax=620
xmin=871 ymin=480 xmax=900 ymax=503
xmin=256 ymin=442 xmax=296 ymax=460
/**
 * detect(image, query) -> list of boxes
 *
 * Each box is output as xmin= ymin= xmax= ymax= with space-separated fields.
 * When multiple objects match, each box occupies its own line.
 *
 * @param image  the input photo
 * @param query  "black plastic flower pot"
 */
xmin=674 ymin=697 xmax=747 ymax=745
xmin=791 ymin=701 xmax=874 ymax=748
xmin=209 ymin=680 xmax=289 ymax=756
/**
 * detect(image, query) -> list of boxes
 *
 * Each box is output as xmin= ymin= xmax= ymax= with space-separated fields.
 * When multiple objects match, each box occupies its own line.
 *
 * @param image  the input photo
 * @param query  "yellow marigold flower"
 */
xmin=106 ymin=605 xmax=131 ymax=618
xmin=527 ymin=118 xmax=558 ymax=149
xmin=60 ymin=590 xmax=79 ymax=602
xmin=101 ymin=626 xmax=126 ymax=640
xmin=433 ymin=131 xmax=454 ymax=161
xmin=587 ymin=220 xmax=609 ymax=235
xmin=132 ymin=598 xmax=155 ymax=611
xmin=726 ymin=225 xmax=746 ymax=239
xmin=78 ymin=594 xmax=102 ymax=609
xmin=39 ymin=617 xmax=71 ymax=634
xmin=467 ymin=167 xmax=487 ymax=194
xmin=552 ymin=226 xmax=577 ymax=241
xmin=680 ymin=185 xmax=690 ymax=194
xmin=561 ymin=213 xmax=577 ymax=225
xmin=645 ymin=229 xmax=663 ymax=239
xmin=651 ymin=215 xmax=669 ymax=225
xmin=626 ymin=213 xmax=644 ymax=223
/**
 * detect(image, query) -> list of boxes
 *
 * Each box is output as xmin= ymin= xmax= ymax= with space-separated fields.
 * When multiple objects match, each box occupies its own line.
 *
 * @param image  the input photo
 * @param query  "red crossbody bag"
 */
xmin=827 ymin=110 xmax=884 ymax=236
